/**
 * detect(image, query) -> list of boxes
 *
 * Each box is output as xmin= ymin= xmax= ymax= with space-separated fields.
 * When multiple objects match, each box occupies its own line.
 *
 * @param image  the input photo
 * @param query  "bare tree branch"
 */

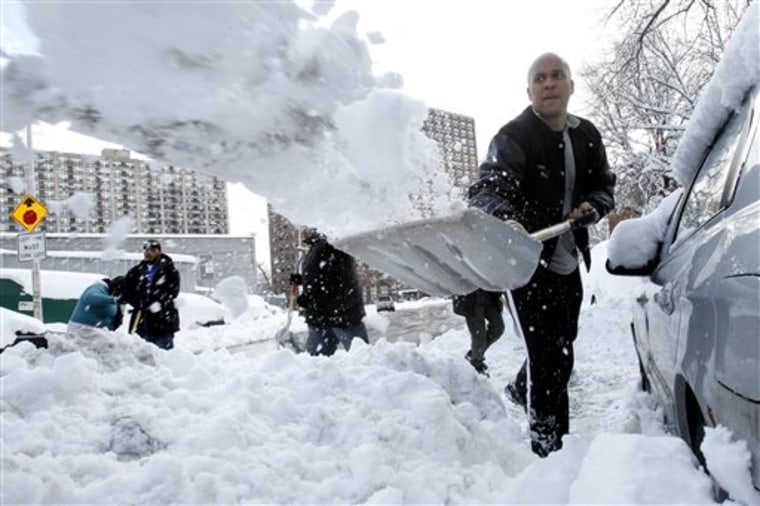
xmin=581 ymin=0 xmax=750 ymax=216
xmin=634 ymin=0 xmax=673 ymax=62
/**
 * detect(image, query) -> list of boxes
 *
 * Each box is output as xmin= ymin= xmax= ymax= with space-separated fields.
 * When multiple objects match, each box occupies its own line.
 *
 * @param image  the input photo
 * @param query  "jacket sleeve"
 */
xmin=467 ymin=132 xmax=529 ymax=223
xmin=81 ymin=286 xmax=117 ymax=320
xmin=583 ymin=125 xmax=616 ymax=219
xmin=168 ymin=265 xmax=180 ymax=300
xmin=153 ymin=264 xmax=180 ymax=310
xmin=122 ymin=266 xmax=140 ymax=307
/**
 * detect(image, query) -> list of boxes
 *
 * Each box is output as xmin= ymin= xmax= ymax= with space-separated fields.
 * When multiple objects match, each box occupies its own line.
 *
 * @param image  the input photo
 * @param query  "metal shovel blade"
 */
xmin=335 ymin=208 xmax=544 ymax=297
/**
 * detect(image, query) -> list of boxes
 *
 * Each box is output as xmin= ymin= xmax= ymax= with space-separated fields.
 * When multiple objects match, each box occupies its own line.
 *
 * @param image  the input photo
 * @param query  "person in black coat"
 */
xmin=122 ymin=239 xmax=181 ymax=350
xmin=295 ymin=228 xmax=368 ymax=356
xmin=468 ymin=53 xmax=616 ymax=457
xmin=452 ymin=289 xmax=505 ymax=375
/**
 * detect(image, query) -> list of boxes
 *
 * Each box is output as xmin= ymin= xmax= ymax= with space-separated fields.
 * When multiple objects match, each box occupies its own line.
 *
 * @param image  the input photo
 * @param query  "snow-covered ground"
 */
xmin=2 ymin=243 xmax=757 ymax=504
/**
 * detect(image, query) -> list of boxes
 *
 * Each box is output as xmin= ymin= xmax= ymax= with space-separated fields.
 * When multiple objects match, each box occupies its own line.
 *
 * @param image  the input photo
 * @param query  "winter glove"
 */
xmin=289 ymin=273 xmax=303 ymax=285
xmin=569 ymin=202 xmax=599 ymax=223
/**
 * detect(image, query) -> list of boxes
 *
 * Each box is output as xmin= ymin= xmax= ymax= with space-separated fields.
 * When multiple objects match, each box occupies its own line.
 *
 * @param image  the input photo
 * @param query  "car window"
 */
xmin=673 ymin=97 xmax=752 ymax=245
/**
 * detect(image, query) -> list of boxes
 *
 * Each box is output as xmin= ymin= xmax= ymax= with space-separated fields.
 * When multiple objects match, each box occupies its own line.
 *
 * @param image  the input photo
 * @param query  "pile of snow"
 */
xmin=2 ymin=249 xmax=759 ymax=503
xmin=210 ymin=276 xmax=249 ymax=318
xmin=0 ymin=306 xmax=46 ymax=344
xmin=606 ymin=189 xmax=682 ymax=271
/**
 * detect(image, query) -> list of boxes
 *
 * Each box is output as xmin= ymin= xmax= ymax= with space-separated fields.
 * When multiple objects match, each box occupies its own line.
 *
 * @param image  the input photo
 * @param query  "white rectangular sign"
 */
xmin=18 ymin=300 xmax=34 ymax=311
xmin=17 ymin=232 xmax=46 ymax=262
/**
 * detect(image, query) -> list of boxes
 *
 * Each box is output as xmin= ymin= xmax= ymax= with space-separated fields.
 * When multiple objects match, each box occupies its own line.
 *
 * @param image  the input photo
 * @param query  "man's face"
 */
xmin=527 ymin=55 xmax=574 ymax=119
xmin=143 ymin=246 xmax=161 ymax=262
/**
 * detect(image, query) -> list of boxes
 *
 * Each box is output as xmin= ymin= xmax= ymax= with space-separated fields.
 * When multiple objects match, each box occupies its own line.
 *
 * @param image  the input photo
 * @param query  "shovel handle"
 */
xmin=287 ymin=283 xmax=298 ymax=312
xmin=529 ymin=210 xmax=598 ymax=242
xmin=129 ymin=309 xmax=142 ymax=334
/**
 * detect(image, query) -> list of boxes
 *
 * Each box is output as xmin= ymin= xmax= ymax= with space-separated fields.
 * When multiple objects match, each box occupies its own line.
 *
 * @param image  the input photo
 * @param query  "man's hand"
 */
xmin=289 ymin=273 xmax=303 ymax=285
xmin=569 ymin=202 xmax=599 ymax=223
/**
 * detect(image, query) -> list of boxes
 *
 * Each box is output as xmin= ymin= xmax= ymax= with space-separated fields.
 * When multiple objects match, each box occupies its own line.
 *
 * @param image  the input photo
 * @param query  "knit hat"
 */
xmin=142 ymin=239 xmax=161 ymax=251
xmin=106 ymin=276 xmax=126 ymax=296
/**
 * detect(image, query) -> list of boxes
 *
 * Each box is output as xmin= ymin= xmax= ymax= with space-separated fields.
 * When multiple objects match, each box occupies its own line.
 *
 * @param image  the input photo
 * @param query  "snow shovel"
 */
xmin=129 ymin=309 xmax=142 ymax=334
xmin=274 ymin=280 xmax=299 ymax=348
xmin=334 ymin=208 xmax=598 ymax=297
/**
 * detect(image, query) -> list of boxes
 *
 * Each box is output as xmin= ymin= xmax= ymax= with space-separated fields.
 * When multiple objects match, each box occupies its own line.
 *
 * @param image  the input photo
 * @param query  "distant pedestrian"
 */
xmin=67 ymin=276 xmax=126 ymax=338
xmin=122 ymin=239 xmax=181 ymax=350
xmin=295 ymin=228 xmax=369 ymax=356
xmin=452 ymin=289 xmax=505 ymax=375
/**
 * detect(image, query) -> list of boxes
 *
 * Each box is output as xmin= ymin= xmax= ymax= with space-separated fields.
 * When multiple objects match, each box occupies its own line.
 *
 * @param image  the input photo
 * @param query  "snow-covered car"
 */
xmin=610 ymin=85 xmax=760 ymax=492
xmin=376 ymin=295 xmax=395 ymax=312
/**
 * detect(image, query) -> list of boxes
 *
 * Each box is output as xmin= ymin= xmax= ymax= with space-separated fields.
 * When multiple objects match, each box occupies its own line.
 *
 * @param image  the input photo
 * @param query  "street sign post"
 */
xmin=21 ymin=127 xmax=44 ymax=321
xmin=10 ymin=193 xmax=47 ymax=233
xmin=17 ymin=232 xmax=47 ymax=262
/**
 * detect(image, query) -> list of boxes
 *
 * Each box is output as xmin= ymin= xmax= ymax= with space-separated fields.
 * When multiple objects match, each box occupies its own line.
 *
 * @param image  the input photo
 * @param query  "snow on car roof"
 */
xmin=671 ymin=2 xmax=759 ymax=186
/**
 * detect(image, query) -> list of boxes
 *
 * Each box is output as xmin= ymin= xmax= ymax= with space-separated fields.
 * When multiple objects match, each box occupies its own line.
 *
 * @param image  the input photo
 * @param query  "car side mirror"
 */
xmin=605 ymin=257 xmax=658 ymax=277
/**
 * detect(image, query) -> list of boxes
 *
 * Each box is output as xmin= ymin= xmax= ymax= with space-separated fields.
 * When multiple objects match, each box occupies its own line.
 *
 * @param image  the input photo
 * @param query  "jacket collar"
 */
xmin=528 ymin=106 xmax=580 ymax=130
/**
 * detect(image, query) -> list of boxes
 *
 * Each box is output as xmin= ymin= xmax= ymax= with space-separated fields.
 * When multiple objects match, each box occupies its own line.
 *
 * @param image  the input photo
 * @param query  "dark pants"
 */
xmin=136 ymin=320 xmax=174 ymax=350
xmin=146 ymin=334 xmax=174 ymax=350
xmin=465 ymin=299 xmax=505 ymax=362
xmin=510 ymin=267 xmax=582 ymax=457
xmin=306 ymin=322 xmax=369 ymax=356
xmin=306 ymin=327 xmax=339 ymax=356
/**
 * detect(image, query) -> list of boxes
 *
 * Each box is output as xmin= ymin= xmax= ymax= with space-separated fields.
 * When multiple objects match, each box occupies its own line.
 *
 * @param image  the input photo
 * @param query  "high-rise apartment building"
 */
xmin=421 ymin=108 xmax=479 ymax=190
xmin=0 ymin=147 xmax=263 ymax=294
xmin=268 ymin=107 xmax=479 ymax=299
xmin=1 ymin=148 xmax=228 ymax=234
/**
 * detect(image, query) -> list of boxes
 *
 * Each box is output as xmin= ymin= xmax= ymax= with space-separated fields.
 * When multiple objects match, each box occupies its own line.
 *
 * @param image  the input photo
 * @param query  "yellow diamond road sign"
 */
xmin=11 ymin=193 xmax=47 ymax=232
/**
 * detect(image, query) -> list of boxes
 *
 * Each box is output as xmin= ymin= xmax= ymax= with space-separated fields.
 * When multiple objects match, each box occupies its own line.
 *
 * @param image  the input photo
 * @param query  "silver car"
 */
xmin=611 ymin=86 xmax=759 ymax=491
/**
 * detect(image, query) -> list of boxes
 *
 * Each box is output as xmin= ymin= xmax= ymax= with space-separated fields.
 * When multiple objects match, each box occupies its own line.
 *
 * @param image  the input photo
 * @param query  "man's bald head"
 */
xmin=526 ymin=52 xmax=575 ymax=130
xmin=527 ymin=53 xmax=572 ymax=85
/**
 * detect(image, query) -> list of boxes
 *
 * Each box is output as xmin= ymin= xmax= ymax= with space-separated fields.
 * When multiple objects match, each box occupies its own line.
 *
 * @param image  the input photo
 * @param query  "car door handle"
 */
xmin=653 ymin=286 xmax=675 ymax=315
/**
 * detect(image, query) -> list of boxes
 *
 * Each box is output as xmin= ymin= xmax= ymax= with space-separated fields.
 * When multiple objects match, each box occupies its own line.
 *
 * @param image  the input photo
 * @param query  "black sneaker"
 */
xmin=504 ymin=382 xmax=527 ymax=411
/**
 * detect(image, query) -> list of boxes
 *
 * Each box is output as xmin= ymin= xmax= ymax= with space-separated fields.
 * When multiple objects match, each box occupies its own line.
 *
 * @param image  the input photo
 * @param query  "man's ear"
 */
xmin=526 ymin=86 xmax=532 ymax=101
xmin=569 ymin=78 xmax=575 ymax=95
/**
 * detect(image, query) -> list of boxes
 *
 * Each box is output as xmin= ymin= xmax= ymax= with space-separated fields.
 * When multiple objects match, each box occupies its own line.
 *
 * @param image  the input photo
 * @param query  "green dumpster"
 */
xmin=0 ymin=277 xmax=78 ymax=324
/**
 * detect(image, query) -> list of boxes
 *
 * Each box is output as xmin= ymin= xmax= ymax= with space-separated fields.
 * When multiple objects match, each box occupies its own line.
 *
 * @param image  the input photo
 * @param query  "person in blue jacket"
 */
xmin=67 ymin=276 xmax=126 ymax=337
